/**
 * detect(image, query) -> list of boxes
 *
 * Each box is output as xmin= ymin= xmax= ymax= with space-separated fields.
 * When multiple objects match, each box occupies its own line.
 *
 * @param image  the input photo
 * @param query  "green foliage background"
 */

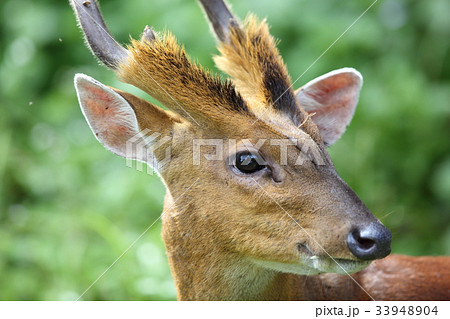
xmin=0 ymin=0 xmax=449 ymax=300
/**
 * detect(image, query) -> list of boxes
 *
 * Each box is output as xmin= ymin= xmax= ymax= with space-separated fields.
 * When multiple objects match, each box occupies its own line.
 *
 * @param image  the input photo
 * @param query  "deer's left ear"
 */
xmin=295 ymin=68 xmax=362 ymax=146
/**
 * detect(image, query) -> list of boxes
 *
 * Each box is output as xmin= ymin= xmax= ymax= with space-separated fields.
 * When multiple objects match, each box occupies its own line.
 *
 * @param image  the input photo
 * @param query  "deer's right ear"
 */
xmin=74 ymin=74 xmax=177 ymax=163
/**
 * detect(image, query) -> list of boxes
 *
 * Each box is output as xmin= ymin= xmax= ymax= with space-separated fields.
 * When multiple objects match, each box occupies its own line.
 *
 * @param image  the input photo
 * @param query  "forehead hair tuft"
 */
xmin=117 ymin=33 xmax=251 ymax=123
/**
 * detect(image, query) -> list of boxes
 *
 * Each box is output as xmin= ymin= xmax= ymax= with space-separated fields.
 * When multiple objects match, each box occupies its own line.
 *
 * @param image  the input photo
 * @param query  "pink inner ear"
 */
xmin=302 ymin=73 xmax=359 ymax=114
xmin=82 ymin=86 xmax=137 ymax=138
xmin=296 ymin=69 xmax=362 ymax=146
xmin=75 ymin=75 xmax=140 ymax=156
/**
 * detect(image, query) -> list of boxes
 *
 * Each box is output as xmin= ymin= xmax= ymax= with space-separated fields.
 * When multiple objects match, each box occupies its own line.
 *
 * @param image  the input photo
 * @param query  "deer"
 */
xmin=69 ymin=0 xmax=450 ymax=300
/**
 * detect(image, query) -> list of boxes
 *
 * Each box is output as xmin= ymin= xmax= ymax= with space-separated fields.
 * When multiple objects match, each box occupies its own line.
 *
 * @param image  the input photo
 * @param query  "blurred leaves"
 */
xmin=0 ymin=0 xmax=449 ymax=300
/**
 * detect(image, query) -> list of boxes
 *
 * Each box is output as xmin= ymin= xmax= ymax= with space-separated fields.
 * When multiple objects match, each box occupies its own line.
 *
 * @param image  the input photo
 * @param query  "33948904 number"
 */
xmin=376 ymin=305 xmax=438 ymax=316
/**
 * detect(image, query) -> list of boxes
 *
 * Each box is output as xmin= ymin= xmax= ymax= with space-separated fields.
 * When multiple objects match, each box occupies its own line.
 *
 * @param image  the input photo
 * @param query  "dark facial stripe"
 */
xmin=262 ymin=66 xmax=299 ymax=118
xmin=208 ymin=78 xmax=250 ymax=114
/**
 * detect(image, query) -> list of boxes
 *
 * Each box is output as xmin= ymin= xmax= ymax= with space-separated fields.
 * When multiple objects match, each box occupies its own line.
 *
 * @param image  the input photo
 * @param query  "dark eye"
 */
xmin=234 ymin=152 xmax=266 ymax=174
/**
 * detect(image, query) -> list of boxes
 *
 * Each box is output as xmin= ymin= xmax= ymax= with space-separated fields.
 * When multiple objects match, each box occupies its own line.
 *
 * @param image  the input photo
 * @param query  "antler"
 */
xmin=69 ymin=0 xmax=129 ymax=69
xmin=198 ymin=0 xmax=304 ymax=123
xmin=198 ymin=0 xmax=235 ymax=42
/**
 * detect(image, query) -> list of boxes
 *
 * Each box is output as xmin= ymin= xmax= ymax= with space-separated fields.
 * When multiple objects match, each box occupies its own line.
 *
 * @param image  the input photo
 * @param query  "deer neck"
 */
xmin=161 ymin=192 xmax=304 ymax=300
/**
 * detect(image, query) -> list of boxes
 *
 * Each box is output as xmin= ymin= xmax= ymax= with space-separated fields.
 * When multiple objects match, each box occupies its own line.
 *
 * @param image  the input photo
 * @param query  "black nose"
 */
xmin=347 ymin=223 xmax=392 ymax=260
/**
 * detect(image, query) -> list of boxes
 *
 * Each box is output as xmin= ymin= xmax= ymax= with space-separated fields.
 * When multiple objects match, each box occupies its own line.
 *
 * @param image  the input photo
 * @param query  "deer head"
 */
xmin=70 ymin=0 xmax=391 ymax=299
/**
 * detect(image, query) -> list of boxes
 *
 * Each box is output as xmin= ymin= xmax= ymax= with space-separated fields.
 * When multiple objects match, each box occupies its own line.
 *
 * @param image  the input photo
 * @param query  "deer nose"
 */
xmin=347 ymin=223 xmax=392 ymax=260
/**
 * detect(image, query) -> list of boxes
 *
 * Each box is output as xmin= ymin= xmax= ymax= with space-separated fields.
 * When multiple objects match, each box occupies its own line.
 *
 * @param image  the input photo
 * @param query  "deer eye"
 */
xmin=234 ymin=152 xmax=266 ymax=174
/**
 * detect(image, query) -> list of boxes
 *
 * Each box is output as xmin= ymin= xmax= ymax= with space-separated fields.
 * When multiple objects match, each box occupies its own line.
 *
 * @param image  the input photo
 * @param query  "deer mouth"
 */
xmin=295 ymin=243 xmax=372 ymax=274
xmin=250 ymin=242 xmax=372 ymax=275
xmin=306 ymin=256 xmax=371 ymax=275
xmin=250 ymin=255 xmax=371 ymax=276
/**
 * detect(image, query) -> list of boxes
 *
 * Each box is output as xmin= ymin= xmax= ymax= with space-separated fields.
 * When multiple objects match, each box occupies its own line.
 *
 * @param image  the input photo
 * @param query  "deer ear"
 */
xmin=295 ymin=68 xmax=362 ymax=146
xmin=74 ymin=74 xmax=176 ymax=167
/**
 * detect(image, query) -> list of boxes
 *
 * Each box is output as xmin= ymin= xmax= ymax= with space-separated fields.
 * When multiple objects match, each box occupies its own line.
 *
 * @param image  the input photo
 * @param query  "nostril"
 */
xmin=352 ymin=230 xmax=376 ymax=250
xmin=347 ymin=224 xmax=392 ymax=261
